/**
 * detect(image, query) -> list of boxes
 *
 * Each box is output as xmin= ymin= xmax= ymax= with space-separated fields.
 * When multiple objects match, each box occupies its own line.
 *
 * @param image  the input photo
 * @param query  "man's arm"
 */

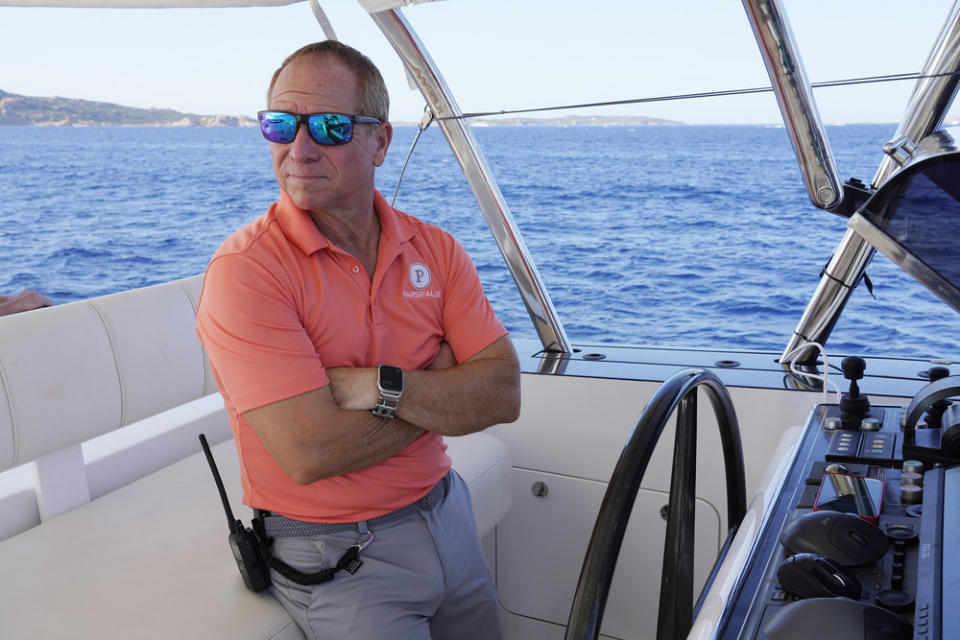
xmin=241 ymin=388 xmax=424 ymax=486
xmin=0 ymin=289 xmax=52 ymax=317
xmin=326 ymin=335 xmax=521 ymax=437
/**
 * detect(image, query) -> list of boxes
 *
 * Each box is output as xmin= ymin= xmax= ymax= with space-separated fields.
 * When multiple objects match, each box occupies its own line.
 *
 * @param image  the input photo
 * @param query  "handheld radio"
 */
xmin=199 ymin=434 xmax=272 ymax=592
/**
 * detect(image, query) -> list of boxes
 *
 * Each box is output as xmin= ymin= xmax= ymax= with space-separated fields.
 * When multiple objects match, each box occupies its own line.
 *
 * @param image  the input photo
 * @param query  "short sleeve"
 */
xmin=196 ymin=253 xmax=328 ymax=414
xmin=438 ymin=235 xmax=508 ymax=362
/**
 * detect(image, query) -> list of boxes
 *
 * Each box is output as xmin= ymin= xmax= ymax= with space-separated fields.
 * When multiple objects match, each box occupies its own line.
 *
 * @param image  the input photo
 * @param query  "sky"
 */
xmin=1 ymin=0 xmax=960 ymax=126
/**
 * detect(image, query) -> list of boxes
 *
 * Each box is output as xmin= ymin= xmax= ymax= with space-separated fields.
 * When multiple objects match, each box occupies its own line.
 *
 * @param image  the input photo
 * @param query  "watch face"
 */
xmin=379 ymin=365 xmax=403 ymax=393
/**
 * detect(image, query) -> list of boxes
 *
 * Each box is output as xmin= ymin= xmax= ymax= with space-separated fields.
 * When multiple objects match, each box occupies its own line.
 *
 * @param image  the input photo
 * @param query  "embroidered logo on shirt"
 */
xmin=409 ymin=263 xmax=431 ymax=290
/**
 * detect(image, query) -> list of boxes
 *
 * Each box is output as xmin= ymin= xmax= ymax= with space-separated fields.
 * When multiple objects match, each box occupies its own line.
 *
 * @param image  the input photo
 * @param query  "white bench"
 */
xmin=0 ymin=276 xmax=513 ymax=639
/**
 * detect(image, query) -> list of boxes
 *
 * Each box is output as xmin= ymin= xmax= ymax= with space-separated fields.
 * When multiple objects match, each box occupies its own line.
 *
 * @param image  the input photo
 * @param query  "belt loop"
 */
xmin=357 ymin=520 xmax=369 ymax=535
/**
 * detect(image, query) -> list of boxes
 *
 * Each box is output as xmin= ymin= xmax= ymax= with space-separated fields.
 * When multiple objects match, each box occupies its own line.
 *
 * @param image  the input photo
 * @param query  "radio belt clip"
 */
xmin=340 ymin=530 xmax=374 ymax=576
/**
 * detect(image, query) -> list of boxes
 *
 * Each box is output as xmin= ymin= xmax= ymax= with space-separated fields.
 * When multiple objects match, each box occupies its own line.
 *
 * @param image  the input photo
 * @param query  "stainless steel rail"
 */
xmin=782 ymin=1 xmax=960 ymax=364
xmin=779 ymin=231 xmax=874 ymax=364
xmin=742 ymin=0 xmax=843 ymax=210
xmin=369 ymin=9 xmax=572 ymax=354
xmin=873 ymin=0 xmax=960 ymax=188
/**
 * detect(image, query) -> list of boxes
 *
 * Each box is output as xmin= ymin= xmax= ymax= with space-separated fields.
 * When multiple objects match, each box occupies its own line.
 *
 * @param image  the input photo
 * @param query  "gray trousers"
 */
xmin=268 ymin=471 xmax=503 ymax=640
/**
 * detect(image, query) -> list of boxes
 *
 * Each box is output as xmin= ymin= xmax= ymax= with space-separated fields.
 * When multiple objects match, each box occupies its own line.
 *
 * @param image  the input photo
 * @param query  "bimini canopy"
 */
xmin=0 ymin=0 xmax=444 ymax=9
xmin=0 ymin=0 xmax=302 ymax=6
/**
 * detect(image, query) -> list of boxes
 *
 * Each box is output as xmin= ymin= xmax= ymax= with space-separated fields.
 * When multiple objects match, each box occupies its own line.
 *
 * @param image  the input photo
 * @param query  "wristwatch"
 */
xmin=372 ymin=364 xmax=404 ymax=419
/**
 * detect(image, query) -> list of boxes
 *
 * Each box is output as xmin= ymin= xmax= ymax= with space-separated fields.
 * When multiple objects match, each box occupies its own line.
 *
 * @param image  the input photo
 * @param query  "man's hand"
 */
xmin=428 ymin=342 xmax=456 ymax=371
xmin=325 ymin=367 xmax=378 ymax=411
xmin=0 ymin=289 xmax=52 ymax=317
xmin=326 ymin=342 xmax=457 ymax=411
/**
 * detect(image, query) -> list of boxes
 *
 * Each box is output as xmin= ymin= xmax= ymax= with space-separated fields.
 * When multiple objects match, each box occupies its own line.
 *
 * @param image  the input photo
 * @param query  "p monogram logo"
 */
xmin=409 ymin=263 xmax=431 ymax=290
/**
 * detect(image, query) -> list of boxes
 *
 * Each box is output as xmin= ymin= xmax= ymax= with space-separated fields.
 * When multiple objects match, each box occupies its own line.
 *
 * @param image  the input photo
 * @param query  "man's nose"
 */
xmin=289 ymin=123 xmax=321 ymax=161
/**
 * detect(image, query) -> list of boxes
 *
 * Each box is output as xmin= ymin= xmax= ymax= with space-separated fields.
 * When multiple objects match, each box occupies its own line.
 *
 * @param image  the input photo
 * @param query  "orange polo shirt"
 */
xmin=196 ymin=190 xmax=507 ymax=522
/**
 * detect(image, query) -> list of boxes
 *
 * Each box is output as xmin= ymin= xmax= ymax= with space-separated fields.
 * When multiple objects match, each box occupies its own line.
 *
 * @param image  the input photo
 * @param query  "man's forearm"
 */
xmin=243 ymin=388 xmax=424 ymax=485
xmin=303 ymin=413 xmax=425 ymax=481
xmin=326 ymin=337 xmax=521 ymax=436
xmin=396 ymin=358 xmax=520 ymax=435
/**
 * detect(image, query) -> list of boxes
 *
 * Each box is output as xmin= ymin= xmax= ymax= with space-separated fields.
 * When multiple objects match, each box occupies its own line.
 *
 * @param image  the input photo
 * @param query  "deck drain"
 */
xmin=715 ymin=359 xmax=741 ymax=368
xmin=582 ymin=353 xmax=606 ymax=361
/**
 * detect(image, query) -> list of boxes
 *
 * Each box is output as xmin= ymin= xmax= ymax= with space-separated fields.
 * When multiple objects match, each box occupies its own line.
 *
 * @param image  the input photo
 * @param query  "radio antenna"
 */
xmin=199 ymin=434 xmax=240 ymax=535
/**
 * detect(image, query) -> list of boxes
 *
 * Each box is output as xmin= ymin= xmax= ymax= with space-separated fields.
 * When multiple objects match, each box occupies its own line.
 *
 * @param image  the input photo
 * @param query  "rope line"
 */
xmin=436 ymin=70 xmax=959 ymax=122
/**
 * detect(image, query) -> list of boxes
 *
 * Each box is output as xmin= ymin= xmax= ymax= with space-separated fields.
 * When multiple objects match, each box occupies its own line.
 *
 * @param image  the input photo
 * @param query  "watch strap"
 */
xmin=372 ymin=365 xmax=403 ymax=419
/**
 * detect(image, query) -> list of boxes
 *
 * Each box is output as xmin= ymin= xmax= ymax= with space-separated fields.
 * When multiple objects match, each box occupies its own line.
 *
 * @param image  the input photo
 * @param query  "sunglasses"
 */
xmin=257 ymin=111 xmax=382 ymax=146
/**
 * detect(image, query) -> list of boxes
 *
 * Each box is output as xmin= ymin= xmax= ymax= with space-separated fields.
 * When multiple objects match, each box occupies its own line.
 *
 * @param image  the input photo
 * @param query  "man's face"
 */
xmin=268 ymin=55 xmax=391 ymax=214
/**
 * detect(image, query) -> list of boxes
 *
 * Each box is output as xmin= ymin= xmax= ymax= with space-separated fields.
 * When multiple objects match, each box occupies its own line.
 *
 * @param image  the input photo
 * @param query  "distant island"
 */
xmin=0 ymin=89 xmax=255 ymax=127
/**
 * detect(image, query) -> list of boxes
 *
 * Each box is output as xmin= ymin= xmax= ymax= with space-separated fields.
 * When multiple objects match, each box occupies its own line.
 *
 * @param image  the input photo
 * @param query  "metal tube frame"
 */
xmin=742 ymin=0 xmax=843 ymax=211
xmin=781 ymin=0 xmax=960 ymax=364
xmin=368 ymin=9 xmax=572 ymax=354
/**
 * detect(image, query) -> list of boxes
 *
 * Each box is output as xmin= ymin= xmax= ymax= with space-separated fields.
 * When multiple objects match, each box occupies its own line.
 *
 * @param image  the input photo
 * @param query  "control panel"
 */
xmin=715 ymin=360 xmax=960 ymax=640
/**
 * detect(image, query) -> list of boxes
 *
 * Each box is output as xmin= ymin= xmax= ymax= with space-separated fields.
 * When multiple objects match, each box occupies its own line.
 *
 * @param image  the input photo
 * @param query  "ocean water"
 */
xmin=1 ymin=123 xmax=958 ymax=362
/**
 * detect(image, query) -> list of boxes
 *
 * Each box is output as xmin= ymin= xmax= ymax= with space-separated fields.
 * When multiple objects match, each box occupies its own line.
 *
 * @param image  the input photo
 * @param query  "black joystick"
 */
xmin=840 ymin=356 xmax=871 ymax=430
xmin=928 ymin=366 xmax=950 ymax=381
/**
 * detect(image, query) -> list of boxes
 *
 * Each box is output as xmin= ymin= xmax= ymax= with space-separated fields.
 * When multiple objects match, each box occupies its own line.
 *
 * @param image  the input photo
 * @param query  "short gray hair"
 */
xmin=267 ymin=41 xmax=389 ymax=122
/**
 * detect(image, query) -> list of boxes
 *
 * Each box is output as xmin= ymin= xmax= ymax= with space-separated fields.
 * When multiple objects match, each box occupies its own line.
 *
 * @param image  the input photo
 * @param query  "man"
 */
xmin=195 ymin=40 xmax=520 ymax=640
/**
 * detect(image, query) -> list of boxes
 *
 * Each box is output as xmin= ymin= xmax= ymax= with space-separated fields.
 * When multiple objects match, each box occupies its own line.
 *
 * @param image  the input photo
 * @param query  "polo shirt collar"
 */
xmin=274 ymin=189 xmax=415 ymax=256
xmin=373 ymin=189 xmax=415 ymax=247
xmin=274 ymin=191 xmax=329 ymax=256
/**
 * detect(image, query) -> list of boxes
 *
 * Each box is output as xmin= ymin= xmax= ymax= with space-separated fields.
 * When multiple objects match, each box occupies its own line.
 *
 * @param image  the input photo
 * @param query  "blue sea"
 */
xmin=2 ymin=123 xmax=959 ymax=362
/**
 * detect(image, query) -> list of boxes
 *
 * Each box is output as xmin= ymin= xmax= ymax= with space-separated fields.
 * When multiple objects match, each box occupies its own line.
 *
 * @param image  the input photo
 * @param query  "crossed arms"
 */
xmin=242 ymin=336 xmax=520 ymax=485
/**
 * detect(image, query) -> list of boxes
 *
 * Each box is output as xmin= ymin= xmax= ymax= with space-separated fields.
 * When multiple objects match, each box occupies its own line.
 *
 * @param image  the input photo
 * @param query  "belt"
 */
xmin=261 ymin=472 xmax=449 ymax=539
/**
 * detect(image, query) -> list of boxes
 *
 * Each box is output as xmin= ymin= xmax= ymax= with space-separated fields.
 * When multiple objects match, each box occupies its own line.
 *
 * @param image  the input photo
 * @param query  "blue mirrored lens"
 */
xmin=308 ymin=113 xmax=353 ymax=145
xmin=259 ymin=112 xmax=297 ymax=143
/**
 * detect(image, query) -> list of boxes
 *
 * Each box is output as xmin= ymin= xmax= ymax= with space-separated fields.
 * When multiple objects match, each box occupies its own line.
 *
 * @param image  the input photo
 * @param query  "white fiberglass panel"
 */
xmin=498 ymin=468 xmax=721 ymax=639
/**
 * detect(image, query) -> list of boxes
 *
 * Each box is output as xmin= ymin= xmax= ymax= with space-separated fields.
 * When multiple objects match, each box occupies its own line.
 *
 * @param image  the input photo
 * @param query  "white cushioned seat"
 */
xmin=0 ymin=432 xmax=511 ymax=639
xmin=0 ymin=301 xmax=122 ymax=467
xmin=445 ymin=431 xmax=513 ymax=536
xmin=0 ymin=275 xmax=513 ymax=639
xmin=89 ymin=281 xmax=206 ymax=424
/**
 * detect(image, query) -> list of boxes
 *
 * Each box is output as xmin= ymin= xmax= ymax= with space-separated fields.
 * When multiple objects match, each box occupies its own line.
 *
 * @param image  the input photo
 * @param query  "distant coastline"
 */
xmin=0 ymin=89 xmax=681 ymax=128
xmin=0 ymin=89 xmax=255 ymax=127
xmin=11 ymin=88 xmax=929 ymax=127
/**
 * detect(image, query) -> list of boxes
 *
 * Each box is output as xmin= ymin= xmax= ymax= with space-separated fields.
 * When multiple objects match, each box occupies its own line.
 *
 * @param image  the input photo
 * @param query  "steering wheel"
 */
xmin=563 ymin=368 xmax=747 ymax=640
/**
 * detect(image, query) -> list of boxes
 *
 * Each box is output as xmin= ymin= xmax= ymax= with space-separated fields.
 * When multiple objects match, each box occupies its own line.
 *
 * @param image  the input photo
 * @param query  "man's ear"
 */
xmin=373 ymin=122 xmax=393 ymax=167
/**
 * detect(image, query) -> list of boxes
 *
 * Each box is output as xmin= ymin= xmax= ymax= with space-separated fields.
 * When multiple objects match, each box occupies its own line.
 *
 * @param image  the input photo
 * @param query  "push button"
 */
xmin=858 ymin=432 xmax=895 ymax=462
xmin=826 ymin=431 xmax=862 ymax=461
